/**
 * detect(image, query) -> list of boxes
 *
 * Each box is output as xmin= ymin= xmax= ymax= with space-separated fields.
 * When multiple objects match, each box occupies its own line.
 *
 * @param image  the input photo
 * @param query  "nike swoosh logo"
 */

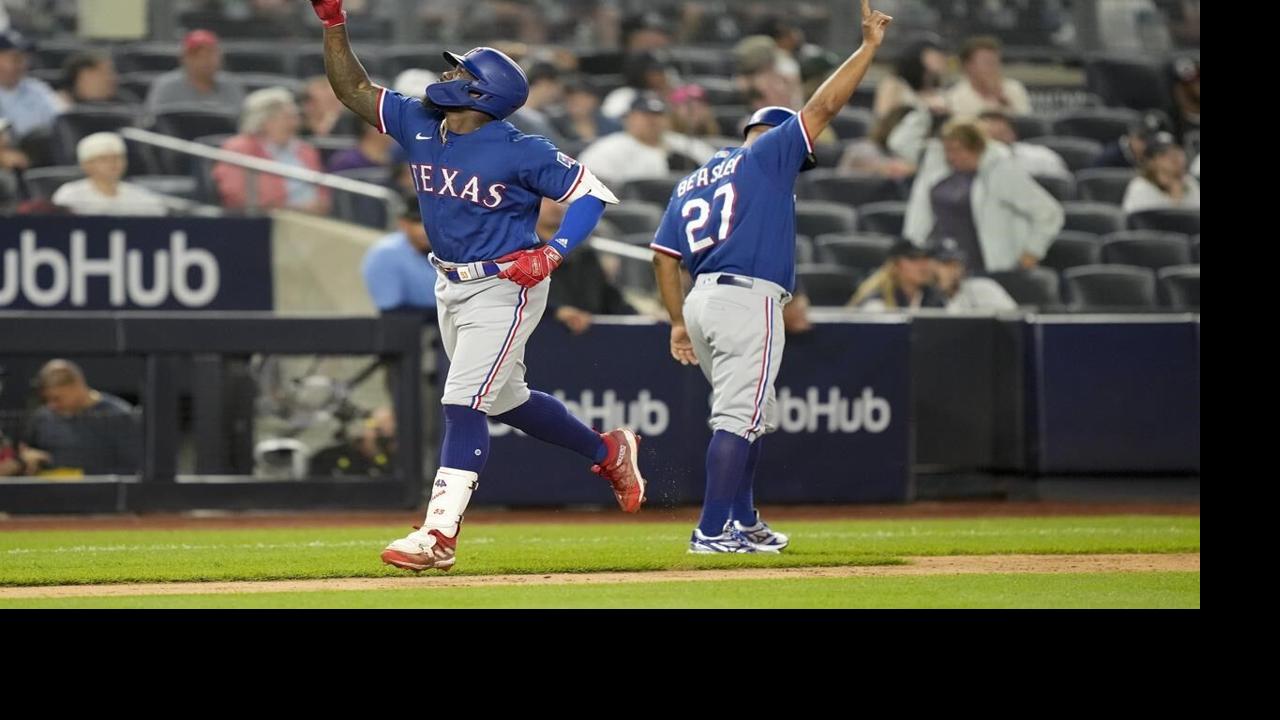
xmin=416 ymin=133 xmax=432 ymax=141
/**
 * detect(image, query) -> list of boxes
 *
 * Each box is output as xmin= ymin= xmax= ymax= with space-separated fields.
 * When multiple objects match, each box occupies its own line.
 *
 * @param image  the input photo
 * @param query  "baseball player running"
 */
xmin=651 ymin=1 xmax=892 ymax=553
xmin=307 ymin=1 xmax=646 ymax=572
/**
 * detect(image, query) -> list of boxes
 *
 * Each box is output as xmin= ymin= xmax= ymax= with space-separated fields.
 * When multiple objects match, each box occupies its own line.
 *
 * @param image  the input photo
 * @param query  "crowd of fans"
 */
xmin=0 ymin=6 xmax=1202 ymax=317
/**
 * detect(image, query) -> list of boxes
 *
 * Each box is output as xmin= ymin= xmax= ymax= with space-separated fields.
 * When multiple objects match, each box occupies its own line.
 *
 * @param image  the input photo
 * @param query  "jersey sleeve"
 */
xmin=745 ymin=113 xmax=815 ymax=180
xmin=519 ymin=135 xmax=588 ymax=202
xmin=649 ymin=198 xmax=684 ymax=260
xmin=375 ymin=87 xmax=440 ymax=149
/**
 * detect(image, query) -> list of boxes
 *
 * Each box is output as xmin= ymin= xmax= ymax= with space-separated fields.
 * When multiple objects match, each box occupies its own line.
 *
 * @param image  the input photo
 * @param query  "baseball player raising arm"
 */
xmin=307 ymin=0 xmax=646 ymax=572
xmin=651 ymin=0 xmax=892 ymax=553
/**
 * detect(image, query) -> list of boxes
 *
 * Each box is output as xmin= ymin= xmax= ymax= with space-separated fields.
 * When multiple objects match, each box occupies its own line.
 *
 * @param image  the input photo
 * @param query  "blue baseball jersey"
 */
xmin=650 ymin=113 xmax=815 ymax=292
xmin=377 ymin=88 xmax=588 ymax=263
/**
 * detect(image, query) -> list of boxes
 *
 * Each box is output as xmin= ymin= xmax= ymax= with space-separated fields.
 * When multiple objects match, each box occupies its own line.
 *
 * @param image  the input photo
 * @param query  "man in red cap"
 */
xmin=144 ymin=29 xmax=245 ymax=113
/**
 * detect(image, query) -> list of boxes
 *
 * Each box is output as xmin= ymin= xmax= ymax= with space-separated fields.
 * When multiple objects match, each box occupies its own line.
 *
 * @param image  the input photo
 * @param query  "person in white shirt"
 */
xmin=930 ymin=238 xmax=1018 ymax=313
xmin=977 ymin=110 xmax=1070 ymax=179
xmin=1190 ymin=153 xmax=1199 ymax=180
xmin=1121 ymin=136 xmax=1200 ymax=214
xmin=579 ymin=94 xmax=717 ymax=187
xmin=945 ymin=36 xmax=1031 ymax=119
xmin=51 ymin=132 xmax=168 ymax=216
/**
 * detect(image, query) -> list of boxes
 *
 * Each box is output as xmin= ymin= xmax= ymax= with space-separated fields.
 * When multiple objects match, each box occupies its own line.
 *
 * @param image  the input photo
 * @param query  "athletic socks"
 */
xmin=730 ymin=438 xmax=761 ymax=526
xmin=440 ymin=404 xmax=490 ymax=474
xmin=697 ymin=430 xmax=751 ymax=537
xmin=493 ymin=390 xmax=609 ymax=463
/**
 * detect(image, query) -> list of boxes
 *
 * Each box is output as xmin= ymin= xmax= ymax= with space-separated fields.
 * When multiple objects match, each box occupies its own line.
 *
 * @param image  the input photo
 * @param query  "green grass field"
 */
xmin=0 ymin=515 xmax=1200 ymax=608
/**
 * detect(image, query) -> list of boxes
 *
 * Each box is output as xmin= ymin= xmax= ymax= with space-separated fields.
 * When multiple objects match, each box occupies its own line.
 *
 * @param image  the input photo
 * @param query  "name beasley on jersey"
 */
xmin=406 ymin=163 xmax=508 ymax=208
xmin=675 ymin=153 xmax=744 ymax=198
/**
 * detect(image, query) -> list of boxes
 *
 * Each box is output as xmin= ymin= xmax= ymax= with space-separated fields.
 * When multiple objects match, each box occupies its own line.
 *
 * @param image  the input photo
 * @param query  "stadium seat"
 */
xmin=1063 ymin=265 xmax=1158 ymax=311
xmin=52 ymin=108 xmax=160 ymax=175
xmin=1126 ymin=208 xmax=1200 ymax=235
xmin=1158 ymin=265 xmax=1200 ymax=310
xmin=152 ymin=106 xmax=238 ymax=140
xmin=1191 ymin=235 xmax=1200 ymax=263
xmin=310 ymin=135 xmax=359 ymax=168
xmin=222 ymin=46 xmax=293 ymax=75
xmin=622 ymin=174 xmax=684 ymax=205
xmin=1009 ymin=114 xmax=1051 ymax=141
xmin=1062 ymin=202 xmax=1125 ymax=235
xmin=795 ymin=235 xmax=817 ymax=264
xmin=130 ymin=175 xmax=200 ymax=201
xmin=796 ymin=264 xmax=861 ymax=306
xmin=382 ymin=44 xmax=451 ymax=76
xmin=1075 ymin=168 xmax=1136 ymax=205
xmin=118 ymin=45 xmax=180 ymax=73
xmin=1042 ymin=231 xmax=1102 ymax=272
xmin=238 ymin=73 xmax=306 ymax=95
xmin=23 ymin=166 xmax=84 ymax=201
xmin=1022 ymin=136 xmax=1104 ymax=172
xmin=814 ymin=233 xmax=895 ymax=273
xmin=856 ymin=201 xmax=906 ymax=235
xmin=605 ymin=202 xmax=665 ymax=234
xmin=1101 ymin=231 xmax=1193 ymax=270
xmin=987 ymin=268 xmax=1062 ymax=309
xmin=829 ymin=108 xmax=873 ymax=140
xmin=713 ymin=106 xmax=749 ymax=136
xmin=803 ymin=170 xmax=903 ymax=207
xmin=1051 ymin=108 xmax=1143 ymax=144
xmin=119 ymin=71 xmax=162 ymax=103
xmin=796 ymin=201 xmax=857 ymax=236
xmin=1084 ymin=54 xmax=1173 ymax=112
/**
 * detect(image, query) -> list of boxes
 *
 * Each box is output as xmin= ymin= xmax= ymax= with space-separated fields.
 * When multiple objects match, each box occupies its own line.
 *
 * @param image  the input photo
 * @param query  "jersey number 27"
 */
xmin=681 ymin=184 xmax=737 ymax=254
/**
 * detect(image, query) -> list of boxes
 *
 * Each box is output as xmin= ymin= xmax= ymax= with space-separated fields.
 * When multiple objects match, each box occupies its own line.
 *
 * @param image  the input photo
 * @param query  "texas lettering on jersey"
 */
xmin=406 ymin=164 xmax=508 ymax=208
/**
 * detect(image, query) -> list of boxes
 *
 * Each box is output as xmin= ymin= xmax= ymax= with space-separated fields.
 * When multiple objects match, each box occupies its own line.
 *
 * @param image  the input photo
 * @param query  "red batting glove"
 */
xmin=497 ymin=245 xmax=564 ymax=288
xmin=309 ymin=0 xmax=347 ymax=28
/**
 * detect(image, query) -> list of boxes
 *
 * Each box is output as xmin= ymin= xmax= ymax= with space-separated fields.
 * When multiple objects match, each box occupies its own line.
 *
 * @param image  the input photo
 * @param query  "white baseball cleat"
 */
xmin=688 ymin=526 xmax=781 ymax=554
xmin=381 ymin=526 xmax=458 ymax=572
xmin=728 ymin=517 xmax=790 ymax=551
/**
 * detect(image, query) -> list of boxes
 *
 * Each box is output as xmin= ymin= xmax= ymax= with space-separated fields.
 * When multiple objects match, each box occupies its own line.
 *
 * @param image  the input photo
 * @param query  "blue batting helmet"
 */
xmin=426 ymin=47 xmax=530 ymax=120
xmin=743 ymin=106 xmax=817 ymax=171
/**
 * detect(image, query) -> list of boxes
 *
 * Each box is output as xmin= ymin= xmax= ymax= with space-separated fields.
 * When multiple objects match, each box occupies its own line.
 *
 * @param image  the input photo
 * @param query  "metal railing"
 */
xmin=119 ymin=127 xmax=405 ymax=228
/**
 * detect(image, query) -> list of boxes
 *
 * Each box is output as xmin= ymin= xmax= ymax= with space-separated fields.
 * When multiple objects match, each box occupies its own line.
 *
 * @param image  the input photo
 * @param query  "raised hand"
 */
xmin=308 ymin=0 xmax=347 ymax=28
xmin=862 ymin=0 xmax=893 ymax=47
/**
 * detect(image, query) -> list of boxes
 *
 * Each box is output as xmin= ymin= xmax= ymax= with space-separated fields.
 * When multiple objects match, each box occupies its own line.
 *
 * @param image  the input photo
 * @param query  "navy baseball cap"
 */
xmin=888 ymin=239 xmax=930 ymax=260
xmin=0 ymin=30 xmax=33 ymax=53
xmin=630 ymin=94 xmax=667 ymax=115
xmin=929 ymin=238 xmax=967 ymax=263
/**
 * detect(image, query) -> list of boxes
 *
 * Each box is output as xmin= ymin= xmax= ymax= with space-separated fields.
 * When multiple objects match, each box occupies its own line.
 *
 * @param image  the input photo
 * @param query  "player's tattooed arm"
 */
xmin=801 ymin=0 xmax=893 ymax=137
xmin=320 ymin=22 xmax=381 ymax=128
xmin=653 ymin=254 xmax=698 ymax=366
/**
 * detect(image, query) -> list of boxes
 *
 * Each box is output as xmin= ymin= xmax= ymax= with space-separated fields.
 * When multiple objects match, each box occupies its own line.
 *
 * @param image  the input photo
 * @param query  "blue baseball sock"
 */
xmin=493 ymin=391 xmax=608 ymax=463
xmin=440 ymin=404 xmax=490 ymax=473
xmin=698 ymin=430 xmax=751 ymax=536
xmin=731 ymin=439 xmax=761 ymax=526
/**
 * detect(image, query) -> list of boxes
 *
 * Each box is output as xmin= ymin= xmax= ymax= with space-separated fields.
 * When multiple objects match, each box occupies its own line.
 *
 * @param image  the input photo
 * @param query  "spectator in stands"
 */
xmin=213 ymin=87 xmax=330 ymax=214
xmin=977 ymin=110 xmax=1070 ymax=179
xmin=21 ymin=359 xmax=141 ymax=476
xmin=510 ymin=62 xmax=566 ymax=143
xmin=753 ymin=16 xmax=806 ymax=82
xmin=361 ymin=196 xmax=437 ymax=316
xmin=392 ymin=68 xmax=437 ymax=100
xmin=51 ymin=132 xmax=167 ymax=216
xmin=301 ymin=75 xmax=347 ymax=138
xmin=873 ymin=36 xmax=949 ymax=119
xmin=743 ymin=65 xmax=803 ymax=113
xmin=536 ymin=198 xmax=634 ymax=335
xmin=1121 ymin=134 xmax=1201 ymax=214
xmin=58 ymin=52 xmax=133 ymax=107
xmin=1169 ymin=57 xmax=1199 ymax=142
xmin=930 ymin=238 xmax=1017 ymax=312
xmin=0 ymin=29 xmax=60 ymax=140
xmin=0 ymin=117 xmax=27 ymax=186
xmin=144 ymin=30 xmax=245 ymax=112
xmin=838 ymin=104 xmax=916 ymax=178
xmin=798 ymin=46 xmax=842 ymax=102
xmin=309 ymin=407 xmax=397 ymax=478
xmin=579 ymin=94 xmax=716 ymax=187
xmin=621 ymin=12 xmax=673 ymax=52
xmin=1094 ymin=113 xmax=1168 ymax=170
xmin=945 ymin=36 xmax=1031 ymax=119
xmin=667 ymin=83 xmax=720 ymax=138
xmin=904 ymin=120 xmax=1063 ymax=273
xmin=327 ymin=120 xmax=394 ymax=174
xmin=602 ymin=50 xmax=677 ymax=120
xmin=849 ymin=240 xmax=948 ymax=312
xmin=551 ymin=80 xmax=620 ymax=144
